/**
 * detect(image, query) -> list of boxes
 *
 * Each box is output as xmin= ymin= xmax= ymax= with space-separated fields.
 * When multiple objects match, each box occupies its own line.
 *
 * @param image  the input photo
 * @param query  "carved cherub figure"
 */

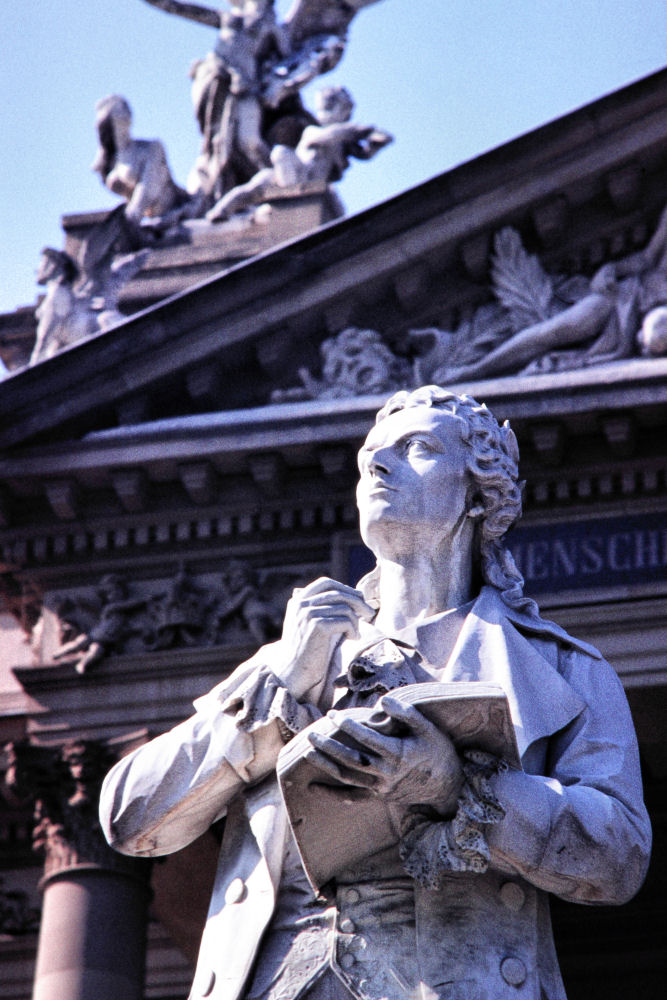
xmin=206 ymin=85 xmax=392 ymax=221
xmin=210 ymin=560 xmax=283 ymax=644
xmin=144 ymin=565 xmax=210 ymax=649
xmin=53 ymin=574 xmax=146 ymax=674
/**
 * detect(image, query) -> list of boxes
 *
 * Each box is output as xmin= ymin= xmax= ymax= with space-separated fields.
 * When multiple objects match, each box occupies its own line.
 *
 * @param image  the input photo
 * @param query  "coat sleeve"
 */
xmin=487 ymin=647 xmax=652 ymax=904
xmin=99 ymin=647 xmax=321 ymax=858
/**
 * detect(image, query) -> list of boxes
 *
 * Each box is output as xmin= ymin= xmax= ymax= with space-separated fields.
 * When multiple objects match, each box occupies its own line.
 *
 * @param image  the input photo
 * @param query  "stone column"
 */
xmin=6 ymin=740 xmax=151 ymax=1000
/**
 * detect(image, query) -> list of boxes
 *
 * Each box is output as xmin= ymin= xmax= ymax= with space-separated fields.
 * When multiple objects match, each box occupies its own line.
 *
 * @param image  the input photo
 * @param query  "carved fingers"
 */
xmin=306 ymin=698 xmax=464 ymax=815
xmin=275 ymin=577 xmax=375 ymax=702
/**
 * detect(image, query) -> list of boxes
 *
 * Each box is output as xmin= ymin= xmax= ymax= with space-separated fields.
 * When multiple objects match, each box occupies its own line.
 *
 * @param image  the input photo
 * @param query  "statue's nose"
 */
xmin=369 ymin=448 xmax=391 ymax=475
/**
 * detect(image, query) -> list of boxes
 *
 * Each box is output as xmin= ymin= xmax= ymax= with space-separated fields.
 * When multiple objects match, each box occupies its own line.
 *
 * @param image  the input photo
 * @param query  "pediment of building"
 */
xmin=0 ymin=68 xmax=666 ymax=454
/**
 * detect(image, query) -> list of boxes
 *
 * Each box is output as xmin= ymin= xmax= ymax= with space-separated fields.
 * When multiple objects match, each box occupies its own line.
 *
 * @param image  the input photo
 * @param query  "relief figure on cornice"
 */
xmin=143 ymin=564 xmax=211 ymax=650
xmin=209 ymin=560 xmax=285 ymax=644
xmin=421 ymin=221 xmax=667 ymax=384
xmin=0 ymin=879 xmax=40 ymax=936
xmin=53 ymin=574 xmax=147 ymax=674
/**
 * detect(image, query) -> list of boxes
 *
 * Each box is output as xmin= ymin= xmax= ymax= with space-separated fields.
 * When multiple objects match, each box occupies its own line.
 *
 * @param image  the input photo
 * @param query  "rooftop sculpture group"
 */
xmin=206 ymin=84 xmax=392 ymax=221
xmin=24 ymin=0 xmax=390 ymax=367
xmin=142 ymin=0 xmax=384 ymax=200
xmin=23 ymin=0 xmax=667 ymax=379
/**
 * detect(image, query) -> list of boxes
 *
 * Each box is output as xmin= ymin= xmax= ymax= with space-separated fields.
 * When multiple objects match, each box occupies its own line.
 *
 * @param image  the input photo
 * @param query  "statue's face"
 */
xmin=37 ymin=253 xmax=59 ymax=284
xmin=356 ymin=406 xmax=472 ymax=553
xmin=316 ymin=91 xmax=353 ymax=125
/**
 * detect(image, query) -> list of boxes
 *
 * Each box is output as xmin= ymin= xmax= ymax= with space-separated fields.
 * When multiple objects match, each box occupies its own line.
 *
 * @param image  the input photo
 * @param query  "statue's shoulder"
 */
xmin=482 ymin=586 xmax=603 ymax=662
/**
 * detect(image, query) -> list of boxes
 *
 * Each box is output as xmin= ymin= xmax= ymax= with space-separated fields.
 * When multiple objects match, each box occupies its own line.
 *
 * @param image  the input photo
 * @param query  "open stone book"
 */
xmin=277 ymin=681 xmax=522 ymax=889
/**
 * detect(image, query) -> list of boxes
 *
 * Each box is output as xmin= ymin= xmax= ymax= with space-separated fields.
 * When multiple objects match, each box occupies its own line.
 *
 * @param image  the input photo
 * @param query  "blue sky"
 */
xmin=1 ymin=0 xmax=665 ymax=313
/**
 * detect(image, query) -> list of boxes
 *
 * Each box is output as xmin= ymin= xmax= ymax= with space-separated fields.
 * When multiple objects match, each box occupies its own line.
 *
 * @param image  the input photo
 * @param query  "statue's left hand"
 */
xmin=307 ymin=696 xmax=464 ymax=817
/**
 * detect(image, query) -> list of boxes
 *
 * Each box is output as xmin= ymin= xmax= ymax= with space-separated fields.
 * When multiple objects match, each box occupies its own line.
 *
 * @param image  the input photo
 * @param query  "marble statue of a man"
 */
xmin=100 ymin=386 xmax=651 ymax=1000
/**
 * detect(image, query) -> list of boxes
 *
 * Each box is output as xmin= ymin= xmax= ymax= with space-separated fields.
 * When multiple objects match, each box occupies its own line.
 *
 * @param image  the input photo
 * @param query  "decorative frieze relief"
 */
xmin=273 ymin=209 xmax=667 ymax=397
xmin=53 ymin=574 xmax=149 ymax=674
xmin=44 ymin=562 xmax=304 ymax=673
xmin=271 ymin=327 xmax=411 ymax=402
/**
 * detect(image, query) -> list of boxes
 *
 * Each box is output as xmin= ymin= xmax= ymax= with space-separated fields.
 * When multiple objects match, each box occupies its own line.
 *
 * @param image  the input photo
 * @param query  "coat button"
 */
xmin=500 ymin=956 xmax=527 ymax=986
xmin=499 ymin=881 xmax=526 ymax=911
xmin=340 ymin=952 xmax=356 ymax=970
xmin=225 ymin=877 xmax=247 ymax=904
xmin=344 ymin=888 xmax=360 ymax=904
xmin=339 ymin=917 xmax=355 ymax=933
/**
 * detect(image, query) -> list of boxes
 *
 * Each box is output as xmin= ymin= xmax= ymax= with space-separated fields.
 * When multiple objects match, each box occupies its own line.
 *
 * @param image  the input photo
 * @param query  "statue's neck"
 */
xmin=373 ymin=543 xmax=475 ymax=633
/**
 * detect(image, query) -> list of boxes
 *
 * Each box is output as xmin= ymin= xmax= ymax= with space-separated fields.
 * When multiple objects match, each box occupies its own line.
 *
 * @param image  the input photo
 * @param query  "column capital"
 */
xmin=5 ymin=739 xmax=148 ymax=886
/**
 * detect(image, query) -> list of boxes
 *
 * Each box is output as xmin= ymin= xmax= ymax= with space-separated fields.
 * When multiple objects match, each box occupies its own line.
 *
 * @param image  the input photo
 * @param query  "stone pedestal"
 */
xmin=62 ymin=184 xmax=342 ymax=312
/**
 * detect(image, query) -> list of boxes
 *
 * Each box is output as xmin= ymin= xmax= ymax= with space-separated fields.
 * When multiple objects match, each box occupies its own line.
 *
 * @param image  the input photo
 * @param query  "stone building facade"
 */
xmin=1 ymin=68 xmax=667 ymax=998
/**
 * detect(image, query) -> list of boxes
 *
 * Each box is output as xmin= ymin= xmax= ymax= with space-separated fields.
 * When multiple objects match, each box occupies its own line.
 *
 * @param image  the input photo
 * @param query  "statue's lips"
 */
xmin=366 ymin=482 xmax=397 ymax=496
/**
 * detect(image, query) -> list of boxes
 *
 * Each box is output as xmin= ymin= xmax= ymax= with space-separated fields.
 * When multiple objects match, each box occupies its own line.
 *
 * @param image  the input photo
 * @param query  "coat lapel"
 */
xmin=434 ymin=588 xmax=587 ymax=760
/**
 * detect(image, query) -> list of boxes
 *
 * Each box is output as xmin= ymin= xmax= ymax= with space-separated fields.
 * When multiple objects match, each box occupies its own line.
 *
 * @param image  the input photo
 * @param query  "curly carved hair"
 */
xmin=371 ymin=385 xmax=537 ymax=616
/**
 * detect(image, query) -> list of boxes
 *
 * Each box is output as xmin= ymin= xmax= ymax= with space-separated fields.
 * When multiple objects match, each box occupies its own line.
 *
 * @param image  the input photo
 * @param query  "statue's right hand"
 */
xmin=274 ymin=577 xmax=375 ymax=702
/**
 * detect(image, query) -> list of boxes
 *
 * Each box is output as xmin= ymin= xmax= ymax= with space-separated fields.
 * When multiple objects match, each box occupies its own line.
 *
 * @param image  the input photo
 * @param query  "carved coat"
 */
xmin=99 ymin=586 xmax=651 ymax=1000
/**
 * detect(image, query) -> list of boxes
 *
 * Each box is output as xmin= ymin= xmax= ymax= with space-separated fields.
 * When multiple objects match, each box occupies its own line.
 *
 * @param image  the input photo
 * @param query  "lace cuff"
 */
xmin=399 ymin=750 xmax=507 ymax=889
xmin=221 ymin=669 xmax=321 ymax=744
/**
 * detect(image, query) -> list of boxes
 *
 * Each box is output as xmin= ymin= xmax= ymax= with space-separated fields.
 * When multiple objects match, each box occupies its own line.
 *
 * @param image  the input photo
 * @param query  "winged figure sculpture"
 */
xmin=141 ymin=1 xmax=383 ymax=198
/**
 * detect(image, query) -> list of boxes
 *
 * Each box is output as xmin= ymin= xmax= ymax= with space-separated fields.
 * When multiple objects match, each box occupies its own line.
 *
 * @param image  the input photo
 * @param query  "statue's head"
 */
xmin=93 ymin=96 xmax=133 ymax=176
xmin=357 ymin=385 xmax=528 ymax=607
xmin=95 ymin=94 xmax=132 ymax=129
xmin=37 ymin=247 xmax=78 ymax=285
xmin=637 ymin=307 xmax=667 ymax=357
xmin=315 ymin=86 xmax=354 ymax=125
xmin=97 ymin=573 xmax=127 ymax=603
